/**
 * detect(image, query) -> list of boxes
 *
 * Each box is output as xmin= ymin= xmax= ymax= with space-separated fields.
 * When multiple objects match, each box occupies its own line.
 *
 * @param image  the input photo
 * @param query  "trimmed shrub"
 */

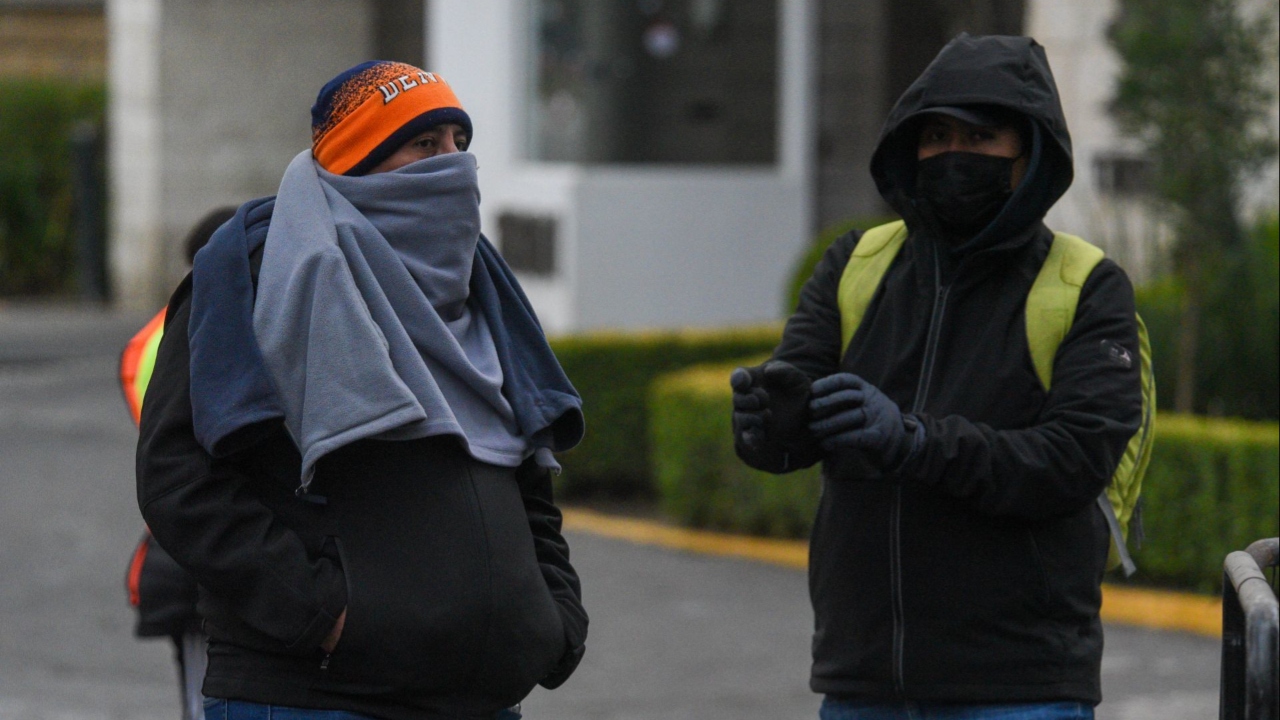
xmin=649 ymin=362 xmax=820 ymax=537
xmin=549 ymin=325 xmax=782 ymax=498
xmin=0 ymin=79 xmax=105 ymax=296
xmin=1133 ymin=414 xmax=1279 ymax=593
xmin=647 ymin=360 xmax=1280 ymax=592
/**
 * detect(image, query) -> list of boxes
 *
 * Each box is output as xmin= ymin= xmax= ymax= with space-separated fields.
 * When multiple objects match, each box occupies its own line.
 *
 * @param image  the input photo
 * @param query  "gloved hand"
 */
xmin=808 ymin=373 xmax=921 ymax=472
xmin=730 ymin=366 xmax=770 ymax=451
xmin=731 ymin=361 xmax=821 ymax=468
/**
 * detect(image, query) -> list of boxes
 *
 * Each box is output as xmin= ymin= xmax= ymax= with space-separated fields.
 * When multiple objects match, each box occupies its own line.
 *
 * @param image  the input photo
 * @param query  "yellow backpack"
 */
xmin=837 ymin=220 xmax=1155 ymax=575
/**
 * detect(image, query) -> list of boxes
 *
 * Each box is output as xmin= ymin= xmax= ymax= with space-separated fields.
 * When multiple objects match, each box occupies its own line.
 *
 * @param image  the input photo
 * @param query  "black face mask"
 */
xmin=915 ymin=152 xmax=1016 ymax=239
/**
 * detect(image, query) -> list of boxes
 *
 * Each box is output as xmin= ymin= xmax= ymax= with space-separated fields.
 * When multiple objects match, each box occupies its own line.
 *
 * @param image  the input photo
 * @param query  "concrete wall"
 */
xmin=1242 ymin=0 xmax=1279 ymax=219
xmin=107 ymin=0 xmax=161 ymax=308
xmin=574 ymin=168 xmax=808 ymax=328
xmin=432 ymin=0 xmax=815 ymax=332
xmin=0 ymin=4 xmax=105 ymax=79
xmin=813 ymin=0 xmax=888 ymax=228
xmin=108 ymin=0 xmax=375 ymax=308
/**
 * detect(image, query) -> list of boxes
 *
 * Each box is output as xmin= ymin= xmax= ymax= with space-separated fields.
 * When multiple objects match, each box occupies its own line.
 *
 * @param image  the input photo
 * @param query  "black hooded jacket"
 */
xmin=740 ymin=35 xmax=1143 ymax=704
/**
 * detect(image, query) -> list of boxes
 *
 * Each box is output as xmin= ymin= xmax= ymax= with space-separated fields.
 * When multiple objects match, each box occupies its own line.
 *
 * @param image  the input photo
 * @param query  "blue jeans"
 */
xmin=204 ymin=699 xmax=521 ymax=720
xmin=820 ymin=697 xmax=1094 ymax=720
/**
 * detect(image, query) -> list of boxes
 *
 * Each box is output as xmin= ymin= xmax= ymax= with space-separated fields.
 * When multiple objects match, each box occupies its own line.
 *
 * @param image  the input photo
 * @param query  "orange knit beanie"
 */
xmin=311 ymin=60 xmax=472 ymax=176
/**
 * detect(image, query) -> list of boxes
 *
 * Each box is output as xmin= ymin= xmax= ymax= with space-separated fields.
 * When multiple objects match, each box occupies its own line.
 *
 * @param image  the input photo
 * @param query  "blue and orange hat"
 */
xmin=311 ymin=60 xmax=473 ymax=176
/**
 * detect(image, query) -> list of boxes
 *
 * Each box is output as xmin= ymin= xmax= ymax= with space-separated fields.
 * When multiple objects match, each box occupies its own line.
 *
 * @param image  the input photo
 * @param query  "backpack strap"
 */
xmin=1104 ymin=311 xmax=1156 ymax=576
xmin=838 ymin=220 xmax=909 ymax=355
xmin=1025 ymin=232 xmax=1105 ymax=390
xmin=1096 ymin=494 xmax=1137 ymax=577
xmin=1027 ymin=233 xmax=1152 ymax=577
xmin=836 ymin=226 xmax=1150 ymax=575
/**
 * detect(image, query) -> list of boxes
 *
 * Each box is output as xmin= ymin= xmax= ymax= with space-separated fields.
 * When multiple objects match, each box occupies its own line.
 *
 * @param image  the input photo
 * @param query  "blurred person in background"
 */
xmin=136 ymin=62 xmax=587 ymax=720
xmin=122 ymin=206 xmax=236 ymax=720
xmin=732 ymin=35 xmax=1144 ymax=720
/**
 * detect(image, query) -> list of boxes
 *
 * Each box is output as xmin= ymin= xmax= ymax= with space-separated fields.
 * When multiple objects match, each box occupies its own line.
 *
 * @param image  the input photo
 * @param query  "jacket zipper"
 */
xmin=891 ymin=243 xmax=950 ymax=696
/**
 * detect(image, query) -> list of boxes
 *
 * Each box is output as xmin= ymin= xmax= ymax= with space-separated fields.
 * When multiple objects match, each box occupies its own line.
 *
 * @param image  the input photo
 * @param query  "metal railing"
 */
xmin=1220 ymin=537 xmax=1279 ymax=720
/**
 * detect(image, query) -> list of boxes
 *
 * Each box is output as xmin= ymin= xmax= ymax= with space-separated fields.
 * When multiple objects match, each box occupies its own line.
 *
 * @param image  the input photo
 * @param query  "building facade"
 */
xmin=0 ymin=0 xmax=105 ymax=79
xmin=106 ymin=0 xmax=1278 ymax=323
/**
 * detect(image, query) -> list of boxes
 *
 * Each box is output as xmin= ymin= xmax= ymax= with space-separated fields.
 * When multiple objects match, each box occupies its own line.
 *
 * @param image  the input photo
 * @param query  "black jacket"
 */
xmin=127 ymin=529 xmax=201 ymax=638
xmin=739 ymin=35 xmax=1143 ymax=704
xmin=138 ymin=273 xmax=587 ymax=719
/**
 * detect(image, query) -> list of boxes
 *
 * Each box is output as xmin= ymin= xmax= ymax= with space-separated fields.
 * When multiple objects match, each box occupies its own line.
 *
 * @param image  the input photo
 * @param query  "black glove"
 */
xmin=808 ymin=373 xmax=922 ymax=472
xmin=730 ymin=365 xmax=770 ymax=452
xmin=731 ymin=361 xmax=821 ymax=470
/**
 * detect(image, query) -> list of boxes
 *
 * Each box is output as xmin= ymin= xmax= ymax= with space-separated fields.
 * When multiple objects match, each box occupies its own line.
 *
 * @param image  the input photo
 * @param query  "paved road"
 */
xmin=0 ymin=306 xmax=1220 ymax=720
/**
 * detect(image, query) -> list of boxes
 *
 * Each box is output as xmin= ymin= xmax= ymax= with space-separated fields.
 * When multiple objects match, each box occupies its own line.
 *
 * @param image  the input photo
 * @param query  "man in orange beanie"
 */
xmin=137 ymin=61 xmax=588 ymax=720
xmin=311 ymin=61 xmax=474 ymax=176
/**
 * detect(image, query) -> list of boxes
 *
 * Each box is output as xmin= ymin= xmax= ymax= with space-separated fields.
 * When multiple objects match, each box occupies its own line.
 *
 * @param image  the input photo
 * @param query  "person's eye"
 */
xmin=415 ymin=136 xmax=437 ymax=149
xmin=972 ymin=130 xmax=996 ymax=142
xmin=457 ymin=137 xmax=470 ymax=151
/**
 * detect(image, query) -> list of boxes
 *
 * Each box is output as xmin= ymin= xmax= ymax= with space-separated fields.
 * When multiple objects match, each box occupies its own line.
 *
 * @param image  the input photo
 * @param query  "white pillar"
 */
xmin=107 ymin=0 xmax=376 ymax=308
xmin=107 ymin=0 xmax=162 ymax=309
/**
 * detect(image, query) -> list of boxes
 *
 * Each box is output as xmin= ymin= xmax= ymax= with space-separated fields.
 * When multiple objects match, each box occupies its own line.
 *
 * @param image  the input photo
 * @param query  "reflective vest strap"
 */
xmin=1024 ymin=232 xmax=1104 ymax=391
xmin=125 ymin=533 xmax=150 ymax=607
xmin=838 ymin=220 xmax=909 ymax=356
xmin=120 ymin=309 xmax=167 ymax=425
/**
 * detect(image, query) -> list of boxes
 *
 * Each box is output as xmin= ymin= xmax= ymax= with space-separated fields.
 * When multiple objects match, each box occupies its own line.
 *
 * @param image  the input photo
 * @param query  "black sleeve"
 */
xmin=905 ymin=259 xmax=1145 ymax=520
xmin=136 ymin=281 xmax=347 ymax=653
xmin=772 ymin=230 xmax=859 ymax=378
xmin=132 ymin=531 xmax=201 ymax=637
xmin=517 ymin=461 xmax=588 ymax=689
xmin=733 ymin=231 xmax=859 ymax=473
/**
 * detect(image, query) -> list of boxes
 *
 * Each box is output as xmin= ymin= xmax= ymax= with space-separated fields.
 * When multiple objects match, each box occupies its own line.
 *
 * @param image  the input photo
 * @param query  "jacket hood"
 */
xmin=870 ymin=34 xmax=1074 ymax=250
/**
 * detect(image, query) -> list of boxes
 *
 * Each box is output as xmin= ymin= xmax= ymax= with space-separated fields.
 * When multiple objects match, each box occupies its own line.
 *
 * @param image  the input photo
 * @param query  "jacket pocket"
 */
xmin=320 ymin=533 xmax=481 ymax=691
xmin=317 ymin=442 xmax=492 ymax=692
xmin=462 ymin=462 xmax=568 ymax=704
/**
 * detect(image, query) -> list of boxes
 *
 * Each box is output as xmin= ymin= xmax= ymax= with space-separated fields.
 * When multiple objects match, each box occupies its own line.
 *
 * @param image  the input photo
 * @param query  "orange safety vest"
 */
xmin=120 ymin=308 xmax=166 ymax=606
xmin=119 ymin=308 xmax=166 ymax=426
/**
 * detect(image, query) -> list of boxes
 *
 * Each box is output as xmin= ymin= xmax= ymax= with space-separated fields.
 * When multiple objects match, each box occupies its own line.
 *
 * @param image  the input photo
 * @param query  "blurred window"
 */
xmin=499 ymin=212 xmax=558 ymax=276
xmin=531 ymin=0 xmax=778 ymax=164
xmin=1094 ymin=153 xmax=1153 ymax=197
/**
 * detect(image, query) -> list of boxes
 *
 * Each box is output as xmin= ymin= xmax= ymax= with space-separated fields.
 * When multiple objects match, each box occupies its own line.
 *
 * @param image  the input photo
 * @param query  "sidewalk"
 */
xmin=561 ymin=508 xmax=1225 ymax=638
xmin=519 ymin=525 xmax=1219 ymax=720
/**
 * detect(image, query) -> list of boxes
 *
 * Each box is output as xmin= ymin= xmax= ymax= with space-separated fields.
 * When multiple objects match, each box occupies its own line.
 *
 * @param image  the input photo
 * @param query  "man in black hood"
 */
xmin=732 ymin=34 xmax=1143 ymax=719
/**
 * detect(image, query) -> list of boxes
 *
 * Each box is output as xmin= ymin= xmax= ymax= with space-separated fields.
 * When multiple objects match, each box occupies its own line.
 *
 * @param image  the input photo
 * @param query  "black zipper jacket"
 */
xmin=739 ymin=35 xmax=1143 ymax=704
xmin=138 ymin=262 xmax=587 ymax=718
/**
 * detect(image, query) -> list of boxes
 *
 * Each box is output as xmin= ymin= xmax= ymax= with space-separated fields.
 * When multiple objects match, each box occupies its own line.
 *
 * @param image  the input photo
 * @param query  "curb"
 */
xmin=562 ymin=507 xmax=1223 ymax=638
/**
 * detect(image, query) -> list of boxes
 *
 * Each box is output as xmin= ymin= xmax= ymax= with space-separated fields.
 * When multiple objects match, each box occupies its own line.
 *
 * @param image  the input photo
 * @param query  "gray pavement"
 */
xmin=0 ymin=305 xmax=1220 ymax=720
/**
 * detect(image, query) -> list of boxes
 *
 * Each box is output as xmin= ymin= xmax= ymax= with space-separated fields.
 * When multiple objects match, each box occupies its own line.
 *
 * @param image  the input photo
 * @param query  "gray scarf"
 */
xmin=253 ymin=150 xmax=533 ymax=487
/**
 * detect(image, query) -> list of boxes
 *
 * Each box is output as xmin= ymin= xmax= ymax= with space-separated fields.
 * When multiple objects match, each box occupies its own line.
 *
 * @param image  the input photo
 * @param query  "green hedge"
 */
xmin=1133 ymin=414 xmax=1279 ymax=592
xmin=648 ymin=361 xmax=1279 ymax=592
xmin=548 ymin=326 xmax=782 ymax=497
xmin=0 ymin=79 xmax=105 ymax=296
xmin=649 ymin=362 xmax=820 ymax=537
